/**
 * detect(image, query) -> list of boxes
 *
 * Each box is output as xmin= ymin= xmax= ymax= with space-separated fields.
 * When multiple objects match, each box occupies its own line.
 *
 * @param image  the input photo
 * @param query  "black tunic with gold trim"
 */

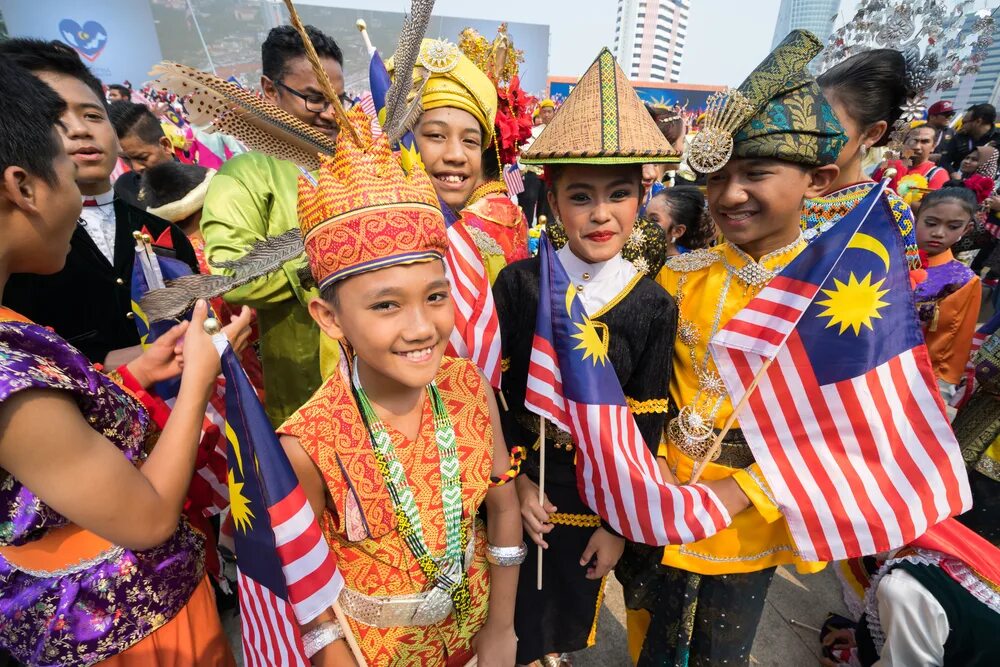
xmin=493 ymin=254 xmax=676 ymax=662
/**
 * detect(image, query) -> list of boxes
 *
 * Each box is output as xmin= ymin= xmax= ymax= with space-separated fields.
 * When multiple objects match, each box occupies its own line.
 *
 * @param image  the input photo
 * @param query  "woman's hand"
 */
xmin=226 ymin=307 xmax=254 ymax=355
xmin=125 ymin=320 xmax=189 ymax=388
xmin=472 ymin=621 xmax=517 ymax=667
xmin=514 ymin=475 xmax=555 ymax=548
xmin=580 ymin=527 xmax=625 ymax=580
xmin=181 ymin=301 xmax=253 ymax=391
xmin=985 ymin=195 xmax=1000 ymax=213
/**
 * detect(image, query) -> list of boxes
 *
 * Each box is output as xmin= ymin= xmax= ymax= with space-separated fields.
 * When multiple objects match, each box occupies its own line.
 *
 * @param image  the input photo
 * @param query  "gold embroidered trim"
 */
xmin=465 ymin=179 xmax=508 ymax=206
xmin=744 ymin=465 xmax=778 ymax=508
xmin=663 ymin=247 xmax=722 ymax=273
xmin=626 ymin=396 xmax=671 ymax=415
xmin=591 ymin=271 xmax=645 ymax=319
xmin=501 ymin=357 xmax=510 ymax=372
xmin=467 ymin=224 xmax=506 ymax=257
xmin=677 ymin=542 xmax=801 ymax=563
xmin=587 ymin=575 xmax=609 ymax=647
xmin=549 ymin=512 xmax=602 ymax=528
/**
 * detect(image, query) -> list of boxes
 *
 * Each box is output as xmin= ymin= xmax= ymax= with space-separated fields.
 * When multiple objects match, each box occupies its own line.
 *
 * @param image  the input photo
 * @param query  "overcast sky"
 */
xmin=329 ymin=0 xmax=863 ymax=86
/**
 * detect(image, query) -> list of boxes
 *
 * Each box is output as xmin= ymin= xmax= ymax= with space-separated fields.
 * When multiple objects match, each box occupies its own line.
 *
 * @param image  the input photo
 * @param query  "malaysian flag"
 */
xmin=220 ymin=340 xmax=344 ymax=666
xmin=444 ymin=222 xmax=502 ymax=388
xmin=524 ymin=234 xmax=731 ymax=545
xmin=357 ymin=91 xmax=383 ymax=139
xmin=131 ymin=236 xmax=229 ymax=516
xmin=950 ymin=309 xmax=1000 ymax=409
xmin=366 ymin=44 xmax=420 ymax=173
xmin=503 ymin=164 xmax=525 ymax=197
xmin=709 ymin=182 xmax=972 ymax=562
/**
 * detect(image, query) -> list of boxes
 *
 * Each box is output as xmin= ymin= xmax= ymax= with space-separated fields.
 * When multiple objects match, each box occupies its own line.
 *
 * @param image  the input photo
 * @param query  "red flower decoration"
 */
xmin=494 ymin=75 xmax=536 ymax=167
xmin=963 ymin=174 xmax=995 ymax=204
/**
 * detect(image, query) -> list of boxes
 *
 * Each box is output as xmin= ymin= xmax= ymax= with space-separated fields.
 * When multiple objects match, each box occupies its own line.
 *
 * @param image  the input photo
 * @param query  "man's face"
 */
xmin=118 ymin=133 xmax=174 ymax=173
xmin=539 ymin=106 xmax=555 ymax=124
xmin=261 ymin=55 xmax=344 ymax=140
xmin=107 ymin=88 xmax=126 ymax=103
xmin=928 ymin=113 xmax=952 ymax=128
xmin=36 ymin=71 xmax=119 ymax=191
xmin=905 ymin=127 xmax=935 ymax=164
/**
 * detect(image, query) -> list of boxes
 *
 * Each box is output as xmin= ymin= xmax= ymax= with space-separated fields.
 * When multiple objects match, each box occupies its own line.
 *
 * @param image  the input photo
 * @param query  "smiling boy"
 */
xmin=627 ymin=31 xmax=848 ymax=666
xmin=0 ymin=39 xmax=197 ymax=367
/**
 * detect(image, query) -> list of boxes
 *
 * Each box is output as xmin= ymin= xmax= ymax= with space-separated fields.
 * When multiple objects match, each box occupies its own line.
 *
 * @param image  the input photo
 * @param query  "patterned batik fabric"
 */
xmin=730 ymin=31 xmax=847 ymax=167
xmin=802 ymin=182 xmax=921 ymax=270
xmin=0 ymin=312 xmax=204 ymax=666
xmin=279 ymin=357 xmax=494 ymax=665
xmin=459 ymin=191 xmax=530 ymax=284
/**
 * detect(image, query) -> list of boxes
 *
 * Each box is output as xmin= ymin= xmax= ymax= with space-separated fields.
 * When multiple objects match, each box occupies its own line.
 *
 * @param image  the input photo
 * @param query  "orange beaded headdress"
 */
xmin=298 ymin=106 xmax=448 ymax=290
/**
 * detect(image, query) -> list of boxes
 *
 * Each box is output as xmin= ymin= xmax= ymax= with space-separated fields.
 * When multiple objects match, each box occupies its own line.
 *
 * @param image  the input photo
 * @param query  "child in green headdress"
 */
xmin=626 ymin=30 xmax=847 ymax=666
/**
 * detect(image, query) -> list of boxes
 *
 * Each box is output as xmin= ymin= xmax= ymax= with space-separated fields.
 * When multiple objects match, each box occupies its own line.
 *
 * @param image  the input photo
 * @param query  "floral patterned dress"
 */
xmin=0 ymin=310 xmax=205 ymax=666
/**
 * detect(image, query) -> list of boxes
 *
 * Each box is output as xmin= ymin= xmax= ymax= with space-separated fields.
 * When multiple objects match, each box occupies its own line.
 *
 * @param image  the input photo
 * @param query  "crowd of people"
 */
xmin=0 ymin=4 xmax=998 ymax=667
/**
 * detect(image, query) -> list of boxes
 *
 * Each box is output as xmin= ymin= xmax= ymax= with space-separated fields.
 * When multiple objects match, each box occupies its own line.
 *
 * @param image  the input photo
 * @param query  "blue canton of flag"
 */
xmin=525 ymin=235 xmax=731 ymax=545
xmin=710 ymin=182 xmax=972 ymax=561
xmin=220 ymin=343 xmax=344 ymax=667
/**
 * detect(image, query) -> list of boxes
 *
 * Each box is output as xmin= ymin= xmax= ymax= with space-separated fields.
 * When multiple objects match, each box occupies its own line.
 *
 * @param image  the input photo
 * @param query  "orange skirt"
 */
xmin=99 ymin=575 xmax=236 ymax=666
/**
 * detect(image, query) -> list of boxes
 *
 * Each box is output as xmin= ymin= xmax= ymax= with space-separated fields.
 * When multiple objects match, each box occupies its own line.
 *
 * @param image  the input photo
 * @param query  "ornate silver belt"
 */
xmin=340 ymin=528 xmax=476 ymax=629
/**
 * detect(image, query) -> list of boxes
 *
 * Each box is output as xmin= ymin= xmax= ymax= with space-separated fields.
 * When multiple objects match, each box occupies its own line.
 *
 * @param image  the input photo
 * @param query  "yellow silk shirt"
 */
xmin=655 ymin=241 xmax=826 ymax=575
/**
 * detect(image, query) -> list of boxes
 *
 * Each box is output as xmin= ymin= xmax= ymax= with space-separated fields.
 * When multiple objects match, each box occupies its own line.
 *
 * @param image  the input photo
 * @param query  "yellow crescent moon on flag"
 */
xmin=847 ymin=232 xmax=890 ymax=273
xmin=566 ymin=283 xmax=577 ymax=315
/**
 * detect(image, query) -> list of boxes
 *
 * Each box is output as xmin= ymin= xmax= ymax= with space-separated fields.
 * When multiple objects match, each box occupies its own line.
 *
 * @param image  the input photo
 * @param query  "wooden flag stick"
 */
xmin=688 ymin=357 xmax=775 ymax=485
xmin=331 ymin=601 xmax=369 ymax=667
xmin=537 ymin=415 xmax=546 ymax=590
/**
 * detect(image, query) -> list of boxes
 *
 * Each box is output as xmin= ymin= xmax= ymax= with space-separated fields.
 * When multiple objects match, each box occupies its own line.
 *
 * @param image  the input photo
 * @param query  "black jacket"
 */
xmin=940 ymin=128 xmax=1000 ymax=174
xmin=2 ymin=198 xmax=198 ymax=364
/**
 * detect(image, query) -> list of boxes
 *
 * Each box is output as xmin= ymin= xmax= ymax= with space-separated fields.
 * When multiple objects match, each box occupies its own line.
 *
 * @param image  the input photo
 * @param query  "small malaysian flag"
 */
xmin=951 ymin=310 xmax=1000 ymax=408
xmin=524 ymin=234 xmax=732 ymax=545
xmin=710 ymin=182 xmax=971 ymax=562
xmin=444 ymin=222 xmax=502 ymax=388
xmin=503 ymin=164 xmax=525 ymax=196
xmin=357 ymin=91 xmax=382 ymax=139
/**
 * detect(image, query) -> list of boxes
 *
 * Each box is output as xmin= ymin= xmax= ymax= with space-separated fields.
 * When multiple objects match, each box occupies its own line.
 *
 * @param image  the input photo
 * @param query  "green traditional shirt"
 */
xmin=201 ymin=152 xmax=324 ymax=426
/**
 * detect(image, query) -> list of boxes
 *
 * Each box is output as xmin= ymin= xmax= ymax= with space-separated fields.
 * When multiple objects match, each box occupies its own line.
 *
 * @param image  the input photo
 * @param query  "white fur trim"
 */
xmin=146 ymin=169 xmax=216 ymax=222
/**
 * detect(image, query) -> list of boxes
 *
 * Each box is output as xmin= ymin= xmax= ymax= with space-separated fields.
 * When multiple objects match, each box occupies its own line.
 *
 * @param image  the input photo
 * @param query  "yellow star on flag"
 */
xmin=816 ymin=272 xmax=890 ymax=335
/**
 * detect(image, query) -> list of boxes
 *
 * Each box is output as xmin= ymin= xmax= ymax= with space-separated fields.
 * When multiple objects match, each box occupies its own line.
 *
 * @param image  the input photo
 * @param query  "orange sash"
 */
xmin=0 ymin=524 xmax=115 ymax=573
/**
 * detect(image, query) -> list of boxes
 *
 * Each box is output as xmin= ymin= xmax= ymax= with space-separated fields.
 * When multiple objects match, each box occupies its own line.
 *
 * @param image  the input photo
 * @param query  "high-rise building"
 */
xmin=935 ymin=12 xmax=1000 ymax=109
xmin=613 ymin=0 xmax=690 ymax=82
xmin=771 ymin=0 xmax=841 ymax=50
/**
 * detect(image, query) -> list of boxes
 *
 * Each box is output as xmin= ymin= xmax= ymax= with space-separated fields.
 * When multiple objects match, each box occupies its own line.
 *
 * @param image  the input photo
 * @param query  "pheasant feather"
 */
xmin=150 ymin=62 xmax=335 ymax=171
xmin=384 ymin=0 xmax=435 ymax=131
xmin=140 ymin=229 xmax=306 ymax=322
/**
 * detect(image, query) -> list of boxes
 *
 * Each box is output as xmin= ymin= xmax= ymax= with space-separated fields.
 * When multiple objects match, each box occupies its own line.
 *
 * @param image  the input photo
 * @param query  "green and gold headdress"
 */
xmin=687 ymin=29 xmax=847 ymax=174
xmin=521 ymin=47 xmax=678 ymax=165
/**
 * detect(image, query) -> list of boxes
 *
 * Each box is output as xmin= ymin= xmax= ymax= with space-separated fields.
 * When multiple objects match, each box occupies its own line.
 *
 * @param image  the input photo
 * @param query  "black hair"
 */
xmin=139 ymin=161 xmax=209 ymax=209
xmin=652 ymin=185 xmax=716 ymax=249
xmin=817 ymin=49 xmax=911 ymax=148
xmin=482 ymin=143 xmax=501 ymax=181
xmin=108 ymin=101 xmax=165 ymax=144
xmin=261 ymin=25 xmax=343 ymax=81
xmin=919 ymin=186 xmax=979 ymax=220
xmin=0 ymin=57 xmax=67 ymax=184
xmin=646 ymin=103 xmax=685 ymax=144
xmin=967 ymin=103 xmax=997 ymax=127
xmin=107 ymin=83 xmax=131 ymax=98
xmin=0 ymin=38 xmax=106 ymax=108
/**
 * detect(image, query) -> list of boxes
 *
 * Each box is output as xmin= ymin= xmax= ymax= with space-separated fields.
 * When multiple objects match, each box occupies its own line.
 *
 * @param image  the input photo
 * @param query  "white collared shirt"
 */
xmin=79 ymin=189 xmax=116 ymax=263
xmin=556 ymin=245 xmax=638 ymax=316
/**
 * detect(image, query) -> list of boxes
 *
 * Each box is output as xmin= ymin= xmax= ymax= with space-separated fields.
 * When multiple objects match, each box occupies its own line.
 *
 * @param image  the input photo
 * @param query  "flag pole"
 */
xmin=688 ymin=357 xmax=774 ymax=485
xmin=537 ymin=415 xmax=546 ymax=590
xmin=331 ymin=601 xmax=369 ymax=667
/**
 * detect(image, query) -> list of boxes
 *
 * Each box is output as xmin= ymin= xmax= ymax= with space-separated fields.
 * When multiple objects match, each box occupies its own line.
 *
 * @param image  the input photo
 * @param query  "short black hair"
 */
xmin=107 ymin=83 xmax=131 ymax=98
xmin=920 ymin=186 xmax=978 ymax=219
xmin=261 ymin=24 xmax=343 ymax=81
xmin=967 ymin=103 xmax=997 ymax=127
xmin=140 ymin=161 xmax=209 ymax=209
xmin=0 ymin=57 xmax=67 ymax=184
xmin=0 ymin=38 xmax=105 ymax=108
xmin=108 ymin=101 xmax=165 ymax=144
xmin=818 ymin=49 xmax=910 ymax=148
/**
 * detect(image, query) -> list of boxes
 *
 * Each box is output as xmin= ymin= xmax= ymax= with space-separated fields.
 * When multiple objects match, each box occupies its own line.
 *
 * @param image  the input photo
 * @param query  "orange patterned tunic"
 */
xmin=278 ymin=357 xmax=494 ymax=666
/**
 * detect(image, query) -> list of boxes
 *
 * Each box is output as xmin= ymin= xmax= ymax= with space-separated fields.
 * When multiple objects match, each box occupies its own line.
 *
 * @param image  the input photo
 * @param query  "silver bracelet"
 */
xmin=486 ymin=541 xmax=528 ymax=567
xmin=302 ymin=620 xmax=345 ymax=659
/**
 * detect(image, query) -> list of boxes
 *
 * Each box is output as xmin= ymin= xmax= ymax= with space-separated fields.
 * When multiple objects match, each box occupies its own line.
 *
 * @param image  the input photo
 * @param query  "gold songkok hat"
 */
xmin=389 ymin=38 xmax=499 ymax=144
xmin=521 ymin=48 xmax=679 ymax=165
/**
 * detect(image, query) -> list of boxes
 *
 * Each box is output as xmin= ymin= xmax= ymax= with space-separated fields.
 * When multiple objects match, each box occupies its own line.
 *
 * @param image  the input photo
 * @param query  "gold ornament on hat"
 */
xmin=419 ymin=39 xmax=461 ymax=73
xmin=685 ymin=88 xmax=754 ymax=174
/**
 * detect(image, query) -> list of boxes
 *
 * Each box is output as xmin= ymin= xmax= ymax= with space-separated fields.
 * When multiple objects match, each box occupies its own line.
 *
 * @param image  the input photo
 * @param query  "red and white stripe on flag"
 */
xmin=358 ymin=92 xmax=382 ymax=139
xmin=503 ymin=165 xmax=525 ymax=196
xmin=711 ymin=275 xmax=819 ymax=358
xmin=237 ymin=570 xmax=309 ymax=667
xmin=444 ymin=222 xmax=502 ymax=388
xmin=951 ymin=329 xmax=988 ymax=409
xmin=711 ymin=332 xmax=972 ymax=562
xmin=525 ymin=335 xmax=730 ymax=545
xmin=269 ymin=485 xmax=345 ymax=623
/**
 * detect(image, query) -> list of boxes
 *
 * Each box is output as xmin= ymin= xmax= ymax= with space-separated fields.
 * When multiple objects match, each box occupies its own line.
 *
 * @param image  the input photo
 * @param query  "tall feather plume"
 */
xmin=150 ymin=62 xmax=335 ymax=171
xmin=140 ymin=230 xmax=306 ymax=322
xmin=282 ymin=0 xmax=361 ymax=147
xmin=385 ymin=70 xmax=429 ymax=144
xmin=383 ymin=0 xmax=435 ymax=132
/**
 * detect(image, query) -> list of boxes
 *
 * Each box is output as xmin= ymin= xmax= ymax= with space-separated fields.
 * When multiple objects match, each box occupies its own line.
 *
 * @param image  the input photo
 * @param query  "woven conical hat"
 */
xmin=522 ymin=48 xmax=678 ymax=165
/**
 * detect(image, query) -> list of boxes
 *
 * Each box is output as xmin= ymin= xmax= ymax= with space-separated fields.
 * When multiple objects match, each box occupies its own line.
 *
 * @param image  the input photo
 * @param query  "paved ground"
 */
xmin=224 ymin=564 xmax=846 ymax=666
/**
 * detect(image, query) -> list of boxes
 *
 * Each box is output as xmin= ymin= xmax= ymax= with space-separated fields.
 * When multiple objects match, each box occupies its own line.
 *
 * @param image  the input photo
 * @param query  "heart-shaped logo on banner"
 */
xmin=58 ymin=19 xmax=108 ymax=61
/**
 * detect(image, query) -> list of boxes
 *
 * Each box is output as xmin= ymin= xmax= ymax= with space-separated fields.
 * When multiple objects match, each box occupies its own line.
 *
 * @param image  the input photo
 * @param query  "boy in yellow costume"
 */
xmin=277 ymin=105 xmax=523 ymax=666
xmin=626 ymin=30 xmax=847 ymax=665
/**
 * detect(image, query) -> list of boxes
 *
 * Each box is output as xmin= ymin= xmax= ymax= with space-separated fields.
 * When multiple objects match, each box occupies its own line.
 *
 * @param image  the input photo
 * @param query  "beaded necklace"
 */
xmin=351 ymin=362 xmax=471 ymax=620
